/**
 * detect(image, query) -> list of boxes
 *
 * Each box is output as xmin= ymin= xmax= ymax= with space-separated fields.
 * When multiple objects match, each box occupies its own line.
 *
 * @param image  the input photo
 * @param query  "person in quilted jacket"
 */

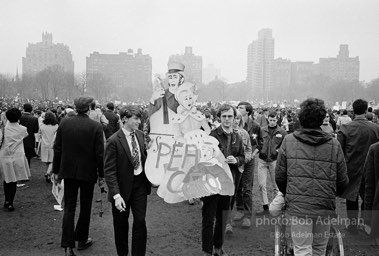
xmin=275 ymin=97 xmax=349 ymax=256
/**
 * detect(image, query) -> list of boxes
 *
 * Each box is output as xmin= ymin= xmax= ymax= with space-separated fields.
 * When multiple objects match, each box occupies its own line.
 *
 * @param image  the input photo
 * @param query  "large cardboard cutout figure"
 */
xmin=146 ymin=79 xmax=234 ymax=203
xmin=146 ymin=62 xmax=185 ymax=186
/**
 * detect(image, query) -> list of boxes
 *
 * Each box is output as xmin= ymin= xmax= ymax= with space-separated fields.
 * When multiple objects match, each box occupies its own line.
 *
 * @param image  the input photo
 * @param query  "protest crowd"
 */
xmin=1 ymin=67 xmax=379 ymax=256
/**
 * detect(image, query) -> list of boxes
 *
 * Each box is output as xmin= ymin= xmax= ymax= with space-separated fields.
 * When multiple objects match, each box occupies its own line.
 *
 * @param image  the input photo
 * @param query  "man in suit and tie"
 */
xmin=104 ymin=105 xmax=151 ymax=256
xmin=52 ymin=97 xmax=104 ymax=256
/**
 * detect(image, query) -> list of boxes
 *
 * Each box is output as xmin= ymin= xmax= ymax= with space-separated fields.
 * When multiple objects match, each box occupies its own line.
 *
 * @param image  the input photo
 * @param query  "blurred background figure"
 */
xmin=39 ymin=111 xmax=58 ymax=182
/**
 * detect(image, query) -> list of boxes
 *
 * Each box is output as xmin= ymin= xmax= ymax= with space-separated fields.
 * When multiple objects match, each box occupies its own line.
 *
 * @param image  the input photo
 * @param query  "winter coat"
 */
xmin=210 ymin=126 xmax=245 ymax=174
xmin=258 ymin=125 xmax=287 ymax=162
xmin=337 ymin=116 xmax=379 ymax=201
xmin=363 ymin=142 xmax=379 ymax=238
xmin=243 ymin=117 xmax=261 ymax=154
xmin=276 ymin=129 xmax=349 ymax=218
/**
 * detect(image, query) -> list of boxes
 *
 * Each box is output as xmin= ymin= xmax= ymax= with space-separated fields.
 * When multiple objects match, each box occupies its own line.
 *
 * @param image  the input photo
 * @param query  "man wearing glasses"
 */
xmin=202 ymin=104 xmax=245 ymax=256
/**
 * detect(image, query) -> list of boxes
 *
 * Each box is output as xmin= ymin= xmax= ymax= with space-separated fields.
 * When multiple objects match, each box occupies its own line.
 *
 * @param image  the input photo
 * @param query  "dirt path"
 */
xmin=0 ymin=159 xmax=378 ymax=255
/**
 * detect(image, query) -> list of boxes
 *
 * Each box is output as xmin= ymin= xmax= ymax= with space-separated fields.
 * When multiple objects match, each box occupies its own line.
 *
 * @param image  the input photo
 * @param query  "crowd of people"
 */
xmin=1 ymin=96 xmax=379 ymax=256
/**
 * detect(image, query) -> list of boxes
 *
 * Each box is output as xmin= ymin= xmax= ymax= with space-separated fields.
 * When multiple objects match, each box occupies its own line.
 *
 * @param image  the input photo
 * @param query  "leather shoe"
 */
xmin=3 ymin=201 xmax=10 ymax=208
xmin=77 ymin=238 xmax=93 ymax=250
xmin=213 ymin=247 xmax=228 ymax=256
xmin=64 ymin=247 xmax=76 ymax=256
xmin=7 ymin=204 xmax=15 ymax=212
xmin=255 ymin=209 xmax=269 ymax=216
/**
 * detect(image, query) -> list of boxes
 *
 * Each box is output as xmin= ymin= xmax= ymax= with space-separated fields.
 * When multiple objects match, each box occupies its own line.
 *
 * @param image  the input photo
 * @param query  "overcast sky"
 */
xmin=1 ymin=0 xmax=378 ymax=83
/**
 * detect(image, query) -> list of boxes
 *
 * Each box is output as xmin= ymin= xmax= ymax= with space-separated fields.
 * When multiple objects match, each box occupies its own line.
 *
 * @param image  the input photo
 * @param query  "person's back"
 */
xmin=103 ymin=103 xmax=120 ymax=139
xmin=336 ymin=99 xmax=379 ymax=235
xmin=275 ymin=98 xmax=348 ymax=256
xmin=54 ymin=113 xmax=103 ymax=183
xmin=88 ymin=109 xmax=101 ymax=123
xmin=338 ymin=116 xmax=379 ymax=180
xmin=338 ymin=115 xmax=352 ymax=125
xmin=19 ymin=103 xmax=39 ymax=166
xmin=277 ymin=130 xmax=348 ymax=217
xmin=52 ymin=97 xmax=104 ymax=255
xmin=40 ymin=123 xmax=58 ymax=148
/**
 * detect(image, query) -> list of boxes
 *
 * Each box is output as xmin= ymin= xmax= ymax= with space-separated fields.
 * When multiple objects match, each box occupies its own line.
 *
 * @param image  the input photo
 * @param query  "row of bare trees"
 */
xmin=198 ymin=75 xmax=379 ymax=105
xmin=0 ymin=66 xmax=153 ymax=103
xmin=1 ymin=67 xmax=379 ymax=105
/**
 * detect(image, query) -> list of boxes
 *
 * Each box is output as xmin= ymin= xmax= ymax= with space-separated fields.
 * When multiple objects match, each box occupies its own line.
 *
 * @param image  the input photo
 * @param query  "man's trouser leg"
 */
xmin=74 ymin=180 xmax=94 ymax=242
xmin=236 ymin=159 xmax=254 ymax=218
xmin=312 ymin=220 xmax=331 ymax=256
xmin=61 ymin=179 xmax=79 ymax=248
xmin=202 ymin=195 xmax=218 ymax=254
xmin=213 ymin=195 xmax=231 ymax=250
xmin=267 ymin=160 xmax=278 ymax=194
xmin=290 ymin=216 xmax=313 ymax=256
xmin=257 ymin=159 xmax=269 ymax=206
xmin=230 ymin=169 xmax=242 ymax=213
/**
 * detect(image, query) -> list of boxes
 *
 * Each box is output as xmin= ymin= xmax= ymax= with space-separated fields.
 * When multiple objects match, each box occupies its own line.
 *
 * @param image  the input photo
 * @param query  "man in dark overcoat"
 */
xmin=52 ymin=97 xmax=104 ymax=256
xmin=104 ymin=105 xmax=151 ymax=256
xmin=103 ymin=102 xmax=120 ymax=139
xmin=19 ymin=103 xmax=39 ymax=167
xmin=363 ymin=142 xmax=379 ymax=245
xmin=338 ymin=99 xmax=379 ymax=234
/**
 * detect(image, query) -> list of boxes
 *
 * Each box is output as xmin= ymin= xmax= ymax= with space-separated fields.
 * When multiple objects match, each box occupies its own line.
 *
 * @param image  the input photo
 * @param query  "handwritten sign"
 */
xmin=145 ymin=130 xmax=234 ymax=203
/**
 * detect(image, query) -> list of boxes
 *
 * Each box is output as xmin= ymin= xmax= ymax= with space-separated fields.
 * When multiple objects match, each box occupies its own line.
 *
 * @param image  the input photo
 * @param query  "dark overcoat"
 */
xmin=52 ymin=113 xmax=104 ymax=183
xmin=337 ymin=116 xmax=379 ymax=201
xmin=103 ymin=110 xmax=120 ymax=139
xmin=364 ymin=142 xmax=379 ymax=238
xmin=19 ymin=112 xmax=39 ymax=157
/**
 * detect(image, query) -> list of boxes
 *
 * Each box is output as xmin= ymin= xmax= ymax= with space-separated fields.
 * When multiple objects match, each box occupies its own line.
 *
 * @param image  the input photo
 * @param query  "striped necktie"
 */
xmin=130 ymin=132 xmax=140 ymax=170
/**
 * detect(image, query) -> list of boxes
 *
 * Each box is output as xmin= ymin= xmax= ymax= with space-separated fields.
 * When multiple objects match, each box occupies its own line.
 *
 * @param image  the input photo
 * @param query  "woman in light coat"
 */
xmin=0 ymin=108 xmax=31 ymax=211
xmin=39 ymin=111 xmax=58 ymax=182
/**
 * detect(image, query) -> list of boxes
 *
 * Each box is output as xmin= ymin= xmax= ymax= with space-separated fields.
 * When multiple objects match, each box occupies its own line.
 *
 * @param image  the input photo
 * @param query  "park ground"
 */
xmin=0 ymin=159 xmax=378 ymax=256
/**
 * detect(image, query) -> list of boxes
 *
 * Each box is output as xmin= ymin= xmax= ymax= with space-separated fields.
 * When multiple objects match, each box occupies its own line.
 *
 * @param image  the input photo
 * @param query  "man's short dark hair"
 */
xmin=268 ymin=110 xmax=277 ymax=118
xmin=342 ymin=109 xmax=348 ymax=115
xmin=298 ymin=98 xmax=327 ymax=129
xmin=107 ymin=102 xmax=115 ymax=111
xmin=352 ymin=99 xmax=368 ymax=115
xmin=119 ymin=105 xmax=142 ymax=120
xmin=6 ymin=108 xmax=22 ymax=122
xmin=237 ymin=101 xmax=253 ymax=116
xmin=90 ymin=102 xmax=96 ymax=110
xmin=217 ymin=104 xmax=237 ymax=118
xmin=368 ymin=107 xmax=373 ymax=113
xmin=23 ymin=103 xmax=33 ymax=113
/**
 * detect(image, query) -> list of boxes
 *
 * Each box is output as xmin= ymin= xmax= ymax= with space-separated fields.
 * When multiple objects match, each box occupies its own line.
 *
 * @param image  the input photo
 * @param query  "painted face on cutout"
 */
xmin=177 ymin=90 xmax=196 ymax=110
xmin=167 ymin=73 xmax=181 ymax=94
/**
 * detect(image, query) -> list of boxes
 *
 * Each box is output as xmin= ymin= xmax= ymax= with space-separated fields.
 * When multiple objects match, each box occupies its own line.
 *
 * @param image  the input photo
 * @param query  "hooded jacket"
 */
xmin=275 ymin=128 xmax=349 ymax=218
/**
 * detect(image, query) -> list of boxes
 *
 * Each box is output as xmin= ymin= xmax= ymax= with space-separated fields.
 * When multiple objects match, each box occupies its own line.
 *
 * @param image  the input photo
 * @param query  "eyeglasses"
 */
xmin=221 ymin=115 xmax=234 ymax=119
xmin=325 ymin=115 xmax=330 ymax=118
